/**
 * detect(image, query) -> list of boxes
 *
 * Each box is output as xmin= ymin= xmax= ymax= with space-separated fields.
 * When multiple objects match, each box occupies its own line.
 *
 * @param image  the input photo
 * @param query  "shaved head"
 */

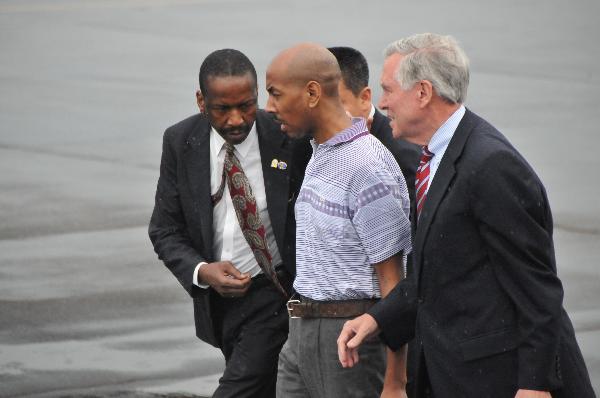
xmin=266 ymin=43 xmax=352 ymax=142
xmin=269 ymin=43 xmax=341 ymax=97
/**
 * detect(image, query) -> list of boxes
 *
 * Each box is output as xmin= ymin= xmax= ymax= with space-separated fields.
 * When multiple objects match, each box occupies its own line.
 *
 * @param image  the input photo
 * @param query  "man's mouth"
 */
xmin=387 ymin=114 xmax=395 ymax=129
xmin=225 ymin=128 xmax=247 ymax=137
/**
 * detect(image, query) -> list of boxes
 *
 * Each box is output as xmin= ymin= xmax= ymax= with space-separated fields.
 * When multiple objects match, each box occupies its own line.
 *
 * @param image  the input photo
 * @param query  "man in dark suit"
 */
xmin=337 ymin=34 xmax=595 ymax=398
xmin=149 ymin=49 xmax=294 ymax=398
xmin=328 ymin=46 xmax=420 ymax=203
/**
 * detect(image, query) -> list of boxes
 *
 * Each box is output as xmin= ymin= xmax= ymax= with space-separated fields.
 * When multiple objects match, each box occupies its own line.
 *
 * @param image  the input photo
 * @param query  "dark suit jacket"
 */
xmin=369 ymin=109 xmax=594 ymax=397
xmin=148 ymin=110 xmax=294 ymax=348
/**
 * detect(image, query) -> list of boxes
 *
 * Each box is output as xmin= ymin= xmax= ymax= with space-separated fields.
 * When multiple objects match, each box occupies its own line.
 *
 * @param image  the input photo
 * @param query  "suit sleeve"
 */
xmin=471 ymin=149 xmax=563 ymax=390
xmin=367 ymin=266 xmax=418 ymax=351
xmin=148 ymin=128 xmax=206 ymax=298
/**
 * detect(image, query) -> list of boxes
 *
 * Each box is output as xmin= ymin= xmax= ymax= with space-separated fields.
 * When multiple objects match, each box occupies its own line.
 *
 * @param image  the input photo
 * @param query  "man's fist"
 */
xmin=198 ymin=261 xmax=251 ymax=297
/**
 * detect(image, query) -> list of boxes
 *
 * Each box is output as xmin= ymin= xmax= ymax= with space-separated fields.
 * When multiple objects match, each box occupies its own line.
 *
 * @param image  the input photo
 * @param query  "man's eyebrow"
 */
xmin=210 ymin=98 xmax=256 ymax=108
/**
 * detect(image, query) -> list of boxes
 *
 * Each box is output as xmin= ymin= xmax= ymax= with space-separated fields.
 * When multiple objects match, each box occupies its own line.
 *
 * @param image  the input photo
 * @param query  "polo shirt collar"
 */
xmin=320 ymin=117 xmax=369 ymax=147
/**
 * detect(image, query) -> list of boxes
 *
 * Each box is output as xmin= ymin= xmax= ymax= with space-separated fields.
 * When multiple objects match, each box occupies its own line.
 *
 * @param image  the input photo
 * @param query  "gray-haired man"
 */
xmin=337 ymin=33 xmax=595 ymax=398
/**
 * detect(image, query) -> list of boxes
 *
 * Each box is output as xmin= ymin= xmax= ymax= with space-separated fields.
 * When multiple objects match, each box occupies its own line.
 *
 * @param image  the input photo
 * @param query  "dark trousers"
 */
xmin=211 ymin=273 xmax=290 ymax=398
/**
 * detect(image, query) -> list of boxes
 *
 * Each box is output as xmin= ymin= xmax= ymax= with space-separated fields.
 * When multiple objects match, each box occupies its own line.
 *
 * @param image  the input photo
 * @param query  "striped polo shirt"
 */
xmin=294 ymin=118 xmax=412 ymax=301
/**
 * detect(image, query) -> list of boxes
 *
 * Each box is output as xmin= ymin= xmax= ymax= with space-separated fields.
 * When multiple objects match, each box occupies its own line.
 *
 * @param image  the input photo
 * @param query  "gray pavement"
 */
xmin=1 ymin=0 xmax=598 ymax=396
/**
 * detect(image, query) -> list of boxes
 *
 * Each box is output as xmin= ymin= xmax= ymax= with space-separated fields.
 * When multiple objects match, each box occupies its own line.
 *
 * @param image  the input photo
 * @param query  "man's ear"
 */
xmin=417 ymin=80 xmax=433 ymax=108
xmin=359 ymin=86 xmax=372 ymax=105
xmin=305 ymin=80 xmax=322 ymax=108
xmin=306 ymin=81 xmax=321 ymax=108
xmin=196 ymin=90 xmax=205 ymax=113
xmin=359 ymin=86 xmax=372 ymax=116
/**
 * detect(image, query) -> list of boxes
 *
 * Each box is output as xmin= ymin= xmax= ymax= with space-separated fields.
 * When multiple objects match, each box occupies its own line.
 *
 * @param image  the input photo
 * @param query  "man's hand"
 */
xmin=381 ymin=385 xmax=407 ymax=398
xmin=515 ymin=390 xmax=552 ymax=398
xmin=337 ymin=313 xmax=380 ymax=368
xmin=197 ymin=261 xmax=251 ymax=297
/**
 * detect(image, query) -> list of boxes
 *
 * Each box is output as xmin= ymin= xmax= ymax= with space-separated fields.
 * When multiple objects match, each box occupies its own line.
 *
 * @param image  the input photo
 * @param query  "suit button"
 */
xmin=418 ymin=297 xmax=424 ymax=304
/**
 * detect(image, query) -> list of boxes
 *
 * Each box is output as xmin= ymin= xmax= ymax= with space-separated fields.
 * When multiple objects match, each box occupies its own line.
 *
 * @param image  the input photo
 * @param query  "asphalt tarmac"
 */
xmin=1 ymin=0 xmax=598 ymax=396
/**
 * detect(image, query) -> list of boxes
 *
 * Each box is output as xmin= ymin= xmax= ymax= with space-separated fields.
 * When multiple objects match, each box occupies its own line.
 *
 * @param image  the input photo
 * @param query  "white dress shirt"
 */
xmin=193 ymin=124 xmax=282 ymax=287
xmin=426 ymin=105 xmax=466 ymax=192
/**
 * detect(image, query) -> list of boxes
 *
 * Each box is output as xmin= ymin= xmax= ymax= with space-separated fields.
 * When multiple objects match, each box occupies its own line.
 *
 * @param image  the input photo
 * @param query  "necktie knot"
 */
xmin=223 ymin=142 xmax=234 ymax=157
xmin=420 ymin=146 xmax=433 ymax=162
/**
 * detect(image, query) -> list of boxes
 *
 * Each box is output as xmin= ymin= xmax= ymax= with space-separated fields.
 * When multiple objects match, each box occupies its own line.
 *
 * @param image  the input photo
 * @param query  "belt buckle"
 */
xmin=286 ymin=299 xmax=301 ymax=318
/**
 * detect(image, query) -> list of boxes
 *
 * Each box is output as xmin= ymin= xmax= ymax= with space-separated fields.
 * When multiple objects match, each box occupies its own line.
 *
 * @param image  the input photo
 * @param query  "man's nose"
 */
xmin=265 ymin=96 xmax=275 ymax=114
xmin=227 ymin=109 xmax=244 ymax=126
xmin=377 ymin=96 xmax=387 ymax=110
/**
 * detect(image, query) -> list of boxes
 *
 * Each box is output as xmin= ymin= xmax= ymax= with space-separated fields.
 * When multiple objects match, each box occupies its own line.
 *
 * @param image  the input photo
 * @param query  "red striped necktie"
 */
xmin=415 ymin=146 xmax=433 ymax=219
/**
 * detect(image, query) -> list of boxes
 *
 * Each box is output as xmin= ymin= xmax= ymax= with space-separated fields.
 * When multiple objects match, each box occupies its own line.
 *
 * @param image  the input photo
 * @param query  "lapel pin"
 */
xmin=278 ymin=161 xmax=288 ymax=170
xmin=271 ymin=159 xmax=279 ymax=168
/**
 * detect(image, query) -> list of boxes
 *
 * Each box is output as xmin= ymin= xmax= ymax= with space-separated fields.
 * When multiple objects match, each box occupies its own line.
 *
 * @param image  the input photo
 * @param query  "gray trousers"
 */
xmin=276 ymin=317 xmax=386 ymax=398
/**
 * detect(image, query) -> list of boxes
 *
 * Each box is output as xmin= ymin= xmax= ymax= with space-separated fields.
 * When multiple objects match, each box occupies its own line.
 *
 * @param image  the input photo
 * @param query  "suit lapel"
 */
xmin=256 ymin=111 xmax=291 ymax=254
xmin=413 ymin=109 xmax=477 ymax=283
xmin=182 ymin=117 xmax=214 ymax=261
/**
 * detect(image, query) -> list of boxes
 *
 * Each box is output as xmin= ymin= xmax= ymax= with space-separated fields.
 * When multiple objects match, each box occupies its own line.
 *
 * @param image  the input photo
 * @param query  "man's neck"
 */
xmin=422 ymin=102 xmax=461 ymax=146
xmin=313 ymin=104 xmax=353 ymax=144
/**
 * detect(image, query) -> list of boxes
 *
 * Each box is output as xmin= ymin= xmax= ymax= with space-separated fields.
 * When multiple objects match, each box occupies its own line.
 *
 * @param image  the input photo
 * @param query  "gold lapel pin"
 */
xmin=271 ymin=159 xmax=279 ymax=168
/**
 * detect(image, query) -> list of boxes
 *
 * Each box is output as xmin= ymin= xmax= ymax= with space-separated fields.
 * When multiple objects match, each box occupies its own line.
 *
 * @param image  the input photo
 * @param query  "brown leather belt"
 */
xmin=286 ymin=297 xmax=378 ymax=318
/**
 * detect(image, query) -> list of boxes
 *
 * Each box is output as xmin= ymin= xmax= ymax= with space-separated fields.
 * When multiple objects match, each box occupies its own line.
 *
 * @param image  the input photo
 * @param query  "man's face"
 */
xmin=265 ymin=63 xmax=310 ymax=139
xmin=337 ymin=80 xmax=364 ymax=119
xmin=199 ymin=73 xmax=258 ymax=145
xmin=378 ymin=53 xmax=420 ymax=140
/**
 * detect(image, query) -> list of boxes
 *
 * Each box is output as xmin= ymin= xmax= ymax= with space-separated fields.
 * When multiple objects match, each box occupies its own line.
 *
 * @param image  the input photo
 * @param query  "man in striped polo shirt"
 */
xmin=266 ymin=43 xmax=412 ymax=398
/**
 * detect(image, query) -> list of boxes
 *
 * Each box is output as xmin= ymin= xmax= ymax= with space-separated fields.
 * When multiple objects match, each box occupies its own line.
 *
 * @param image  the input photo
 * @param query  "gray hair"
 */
xmin=384 ymin=33 xmax=469 ymax=104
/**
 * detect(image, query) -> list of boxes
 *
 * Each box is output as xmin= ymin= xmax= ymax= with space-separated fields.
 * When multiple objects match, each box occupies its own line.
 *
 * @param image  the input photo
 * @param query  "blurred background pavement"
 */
xmin=0 ymin=0 xmax=598 ymax=396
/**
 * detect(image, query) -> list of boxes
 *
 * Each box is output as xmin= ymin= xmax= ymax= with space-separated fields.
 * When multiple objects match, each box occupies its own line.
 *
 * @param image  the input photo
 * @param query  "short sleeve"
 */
xmin=352 ymin=167 xmax=412 ymax=265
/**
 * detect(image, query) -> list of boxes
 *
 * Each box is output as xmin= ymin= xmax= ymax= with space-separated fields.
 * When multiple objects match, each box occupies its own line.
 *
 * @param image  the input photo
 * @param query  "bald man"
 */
xmin=266 ymin=43 xmax=412 ymax=398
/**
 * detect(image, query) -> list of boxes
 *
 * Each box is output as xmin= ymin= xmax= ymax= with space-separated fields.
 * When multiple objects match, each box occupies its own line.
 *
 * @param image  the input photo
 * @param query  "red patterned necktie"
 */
xmin=415 ymin=146 xmax=433 ymax=219
xmin=211 ymin=143 xmax=288 ymax=298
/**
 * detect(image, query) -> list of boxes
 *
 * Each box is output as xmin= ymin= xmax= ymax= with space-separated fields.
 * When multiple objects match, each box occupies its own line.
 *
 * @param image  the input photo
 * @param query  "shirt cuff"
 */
xmin=193 ymin=262 xmax=210 ymax=289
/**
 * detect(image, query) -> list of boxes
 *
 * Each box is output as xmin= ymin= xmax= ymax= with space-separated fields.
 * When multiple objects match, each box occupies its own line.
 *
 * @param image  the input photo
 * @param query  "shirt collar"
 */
xmin=368 ymin=104 xmax=376 ymax=119
xmin=427 ymin=105 xmax=466 ymax=156
xmin=210 ymin=122 xmax=258 ymax=160
xmin=317 ymin=117 xmax=369 ymax=147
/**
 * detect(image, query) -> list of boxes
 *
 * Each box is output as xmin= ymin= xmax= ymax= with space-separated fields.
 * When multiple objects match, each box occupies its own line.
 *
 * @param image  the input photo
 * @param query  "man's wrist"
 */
xmin=193 ymin=262 xmax=210 ymax=288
